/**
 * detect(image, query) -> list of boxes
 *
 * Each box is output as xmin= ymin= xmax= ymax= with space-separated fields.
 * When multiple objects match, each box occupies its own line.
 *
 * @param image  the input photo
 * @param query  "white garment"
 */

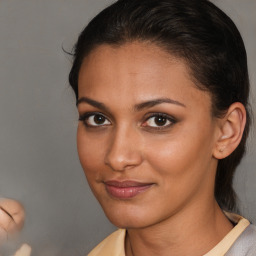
xmin=225 ymin=224 xmax=256 ymax=256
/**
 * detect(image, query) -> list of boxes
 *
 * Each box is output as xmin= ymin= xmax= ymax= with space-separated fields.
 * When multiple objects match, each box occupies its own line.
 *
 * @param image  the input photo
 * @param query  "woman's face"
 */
xmin=77 ymin=42 xmax=220 ymax=229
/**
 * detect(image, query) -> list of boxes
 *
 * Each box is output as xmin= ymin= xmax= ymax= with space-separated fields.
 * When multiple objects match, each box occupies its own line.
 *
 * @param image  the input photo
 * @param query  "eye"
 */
xmin=142 ymin=113 xmax=176 ymax=128
xmin=79 ymin=113 xmax=111 ymax=127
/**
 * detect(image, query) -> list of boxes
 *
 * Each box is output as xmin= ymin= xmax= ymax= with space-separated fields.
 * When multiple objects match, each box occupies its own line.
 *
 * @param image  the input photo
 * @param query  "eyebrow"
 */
xmin=134 ymin=98 xmax=186 ymax=111
xmin=77 ymin=97 xmax=110 ymax=112
xmin=77 ymin=97 xmax=186 ymax=111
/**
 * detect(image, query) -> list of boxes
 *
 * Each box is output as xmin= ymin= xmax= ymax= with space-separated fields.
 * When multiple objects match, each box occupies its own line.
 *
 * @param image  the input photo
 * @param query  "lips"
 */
xmin=104 ymin=180 xmax=154 ymax=199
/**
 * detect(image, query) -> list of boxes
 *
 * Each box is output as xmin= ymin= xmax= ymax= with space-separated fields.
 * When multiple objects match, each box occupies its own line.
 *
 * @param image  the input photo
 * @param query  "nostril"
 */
xmin=104 ymin=150 xmax=143 ymax=172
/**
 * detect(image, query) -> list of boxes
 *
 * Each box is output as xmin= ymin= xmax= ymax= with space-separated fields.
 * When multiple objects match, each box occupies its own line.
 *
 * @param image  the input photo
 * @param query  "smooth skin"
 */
xmin=77 ymin=42 xmax=246 ymax=256
xmin=0 ymin=198 xmax=25 ymax=239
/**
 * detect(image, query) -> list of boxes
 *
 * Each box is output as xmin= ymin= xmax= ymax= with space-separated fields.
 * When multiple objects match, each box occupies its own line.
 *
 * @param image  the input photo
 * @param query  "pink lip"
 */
xmin=104 ymin=180 xmax=154 ymax=199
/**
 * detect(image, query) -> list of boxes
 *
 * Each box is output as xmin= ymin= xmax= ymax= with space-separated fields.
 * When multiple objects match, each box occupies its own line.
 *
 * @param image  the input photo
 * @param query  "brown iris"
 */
xmin=154 ymin=116 xmax=167 ymax=126
xmin=94 ymin=114 xmax=106 ymax=125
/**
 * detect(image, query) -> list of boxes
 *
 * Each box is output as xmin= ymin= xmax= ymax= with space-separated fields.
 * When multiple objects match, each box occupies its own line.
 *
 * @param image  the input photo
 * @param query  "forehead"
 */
xmin=78 ymin=42 xmax=211 ymax=111
xmin=79 ymin=41 xmax=191 ymax=82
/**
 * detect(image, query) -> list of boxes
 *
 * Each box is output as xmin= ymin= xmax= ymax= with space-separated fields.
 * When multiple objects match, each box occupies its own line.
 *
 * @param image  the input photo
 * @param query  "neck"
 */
xmin=125 ymin=199 xmax=233 ymax=256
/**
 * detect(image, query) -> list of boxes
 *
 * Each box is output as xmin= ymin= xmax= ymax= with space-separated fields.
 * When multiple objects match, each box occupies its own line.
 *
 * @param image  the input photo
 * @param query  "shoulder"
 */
xmin=226 ymin=224 xmax=256 ymax=256
xmin=88 ymin=229 xmax=126 ymax=256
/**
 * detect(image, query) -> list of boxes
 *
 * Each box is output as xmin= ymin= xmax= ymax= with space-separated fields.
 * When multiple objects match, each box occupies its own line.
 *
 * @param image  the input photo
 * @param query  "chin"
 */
xmin=107 ymin=214 xmax=148 ymax=229
xmin=99 ymin=201 xmax=155 ymax=229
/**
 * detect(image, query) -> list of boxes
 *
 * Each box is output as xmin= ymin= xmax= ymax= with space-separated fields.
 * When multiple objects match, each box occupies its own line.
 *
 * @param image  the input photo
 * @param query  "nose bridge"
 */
xmin=105 ymin=123 xmax=143 ymax=171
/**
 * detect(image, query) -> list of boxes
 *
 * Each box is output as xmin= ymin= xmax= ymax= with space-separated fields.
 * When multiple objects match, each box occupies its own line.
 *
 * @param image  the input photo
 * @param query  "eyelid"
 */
xmin=79 ymin=112 xmax=112 ymax=127
xmin=78 ymin=111 xmax=177 ymax=130
xmin=79 ymin=111 xmax=108 ymax=119
xmin=144 ymin=112 xmax=177 ymax=122
xmin=142 ymin=112 xmax=177 ymax=128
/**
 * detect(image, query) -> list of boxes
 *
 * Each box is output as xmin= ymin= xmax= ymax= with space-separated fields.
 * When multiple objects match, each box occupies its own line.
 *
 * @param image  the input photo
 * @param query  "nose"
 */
xmin=104 ymin=126 xmax=143 ymax=172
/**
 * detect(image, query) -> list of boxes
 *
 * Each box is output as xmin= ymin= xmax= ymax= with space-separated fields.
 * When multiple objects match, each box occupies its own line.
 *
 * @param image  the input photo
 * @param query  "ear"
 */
xmin=213 ymin=102 xmax=246 ymax=159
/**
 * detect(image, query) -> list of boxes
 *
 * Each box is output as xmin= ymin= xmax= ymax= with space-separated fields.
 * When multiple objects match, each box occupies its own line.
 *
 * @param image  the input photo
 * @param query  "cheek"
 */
xmin=144 ymin=123 xmax=214 ymax=188
xmin=77 ymin=126 xmax=106 ymax=179
xmin=139 ymin=133 xmax=214 ymax=221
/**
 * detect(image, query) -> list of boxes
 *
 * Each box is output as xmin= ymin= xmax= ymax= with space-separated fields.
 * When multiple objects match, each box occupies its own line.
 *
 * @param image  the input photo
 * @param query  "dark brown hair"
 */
xmin=69 ymin=0 xmax=251 ymax=211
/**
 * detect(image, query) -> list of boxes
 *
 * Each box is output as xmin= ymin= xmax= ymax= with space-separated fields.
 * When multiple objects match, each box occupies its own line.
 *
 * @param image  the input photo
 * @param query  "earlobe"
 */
xmin=213 ymin=102 xmax=246 ymax=159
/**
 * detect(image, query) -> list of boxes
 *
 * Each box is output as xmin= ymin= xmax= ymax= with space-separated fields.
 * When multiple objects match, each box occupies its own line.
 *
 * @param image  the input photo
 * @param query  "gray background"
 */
xmin=0 ymin=0 xmax=255 ymax=255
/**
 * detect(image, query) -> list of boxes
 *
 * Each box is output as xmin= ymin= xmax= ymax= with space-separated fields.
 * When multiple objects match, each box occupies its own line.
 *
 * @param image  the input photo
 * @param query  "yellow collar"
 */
xmin=88 ymin=213 xmax=250 ymax=256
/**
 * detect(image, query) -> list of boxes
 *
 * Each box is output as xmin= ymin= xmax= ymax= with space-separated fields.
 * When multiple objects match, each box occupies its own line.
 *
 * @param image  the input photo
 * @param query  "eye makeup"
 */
xmin=79 ymin=112 xmax=111 ymax=128
xmin=141 ymin=112 xmax=177 ymax=131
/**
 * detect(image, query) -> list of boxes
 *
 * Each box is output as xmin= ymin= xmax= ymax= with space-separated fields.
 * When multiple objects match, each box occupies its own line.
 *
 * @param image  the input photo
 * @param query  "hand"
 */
xmin=0 ymin=198 xmax=25 ymax=242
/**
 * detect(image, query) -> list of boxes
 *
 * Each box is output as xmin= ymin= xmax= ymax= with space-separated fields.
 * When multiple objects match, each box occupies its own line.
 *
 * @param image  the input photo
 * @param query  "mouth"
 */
xmin=104 ymin=180 xmax=154 ymax=199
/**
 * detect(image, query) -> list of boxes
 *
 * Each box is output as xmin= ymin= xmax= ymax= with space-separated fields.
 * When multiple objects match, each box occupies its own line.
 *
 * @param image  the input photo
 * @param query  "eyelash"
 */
xmin=142 ymin=113 xmax=177 ymax=130
xmin=79 ymin=112 xmax=111 ymax=128
xmin=78 ymin=112 xmax=177 ymax=130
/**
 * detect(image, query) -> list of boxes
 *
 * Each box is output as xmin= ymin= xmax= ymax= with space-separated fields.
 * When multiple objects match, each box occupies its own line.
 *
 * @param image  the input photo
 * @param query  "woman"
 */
xmin=69 ymin=0 xmax=256 ymax=255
